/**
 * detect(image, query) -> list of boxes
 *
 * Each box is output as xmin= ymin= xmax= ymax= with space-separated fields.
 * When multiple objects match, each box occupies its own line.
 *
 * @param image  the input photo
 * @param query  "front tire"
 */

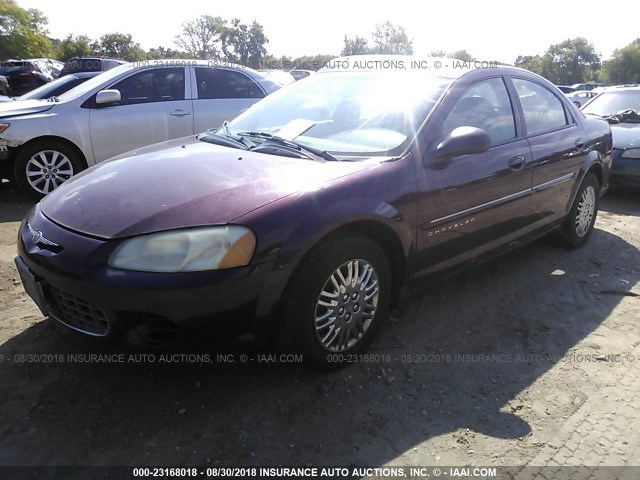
xmin=14 ymin=140 xmax=85 ymax=200
xmin=278 ymin=235 xmax=392 ymax=371
xmin=560 ymin=173 xmax=599 ymax=249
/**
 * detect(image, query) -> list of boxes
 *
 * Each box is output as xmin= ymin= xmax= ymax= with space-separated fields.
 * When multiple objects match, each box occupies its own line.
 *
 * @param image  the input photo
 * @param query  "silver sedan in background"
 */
xmin=0 ymin=60 xmax=280 ymax=198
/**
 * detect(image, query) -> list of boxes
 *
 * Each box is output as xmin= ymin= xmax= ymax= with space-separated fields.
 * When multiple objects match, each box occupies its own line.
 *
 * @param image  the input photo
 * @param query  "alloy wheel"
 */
xmin=575 ymin=185 xmax=596 ymax=237
xmin=25 ymin=150 xmax=74 ymax=195
xmin=314 ymin=259 xmax=379 ymax=352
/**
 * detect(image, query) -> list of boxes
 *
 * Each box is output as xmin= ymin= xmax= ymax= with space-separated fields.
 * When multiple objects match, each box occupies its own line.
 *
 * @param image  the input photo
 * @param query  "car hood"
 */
xmin=611 ymin=123 xmax=640 ymax=149
xmin=0 ymin=99 xmax=53 ymax=118
xmin=40 ymin=136 xmax=377 ymax=239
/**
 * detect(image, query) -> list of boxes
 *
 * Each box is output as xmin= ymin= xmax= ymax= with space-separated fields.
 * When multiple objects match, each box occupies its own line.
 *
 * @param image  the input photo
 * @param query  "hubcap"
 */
xmin=25 ymin=150 xmax=74 ymax=195
xmin=575 ymin=185 xmax=596 ymax=237
xmin=314 ymin=259 xmax=379 ymax=352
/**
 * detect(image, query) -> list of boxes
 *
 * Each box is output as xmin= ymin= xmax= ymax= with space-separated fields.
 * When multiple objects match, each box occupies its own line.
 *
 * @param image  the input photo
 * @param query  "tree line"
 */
xmin=1 ymin=0 xmax=639 ymax=83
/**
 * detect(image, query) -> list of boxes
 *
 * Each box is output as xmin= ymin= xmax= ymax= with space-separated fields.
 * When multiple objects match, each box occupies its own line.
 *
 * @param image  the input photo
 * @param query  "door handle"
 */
xmin=508 ymin=155 xmax=526 ymax=170
xmin=575 ymin=138 xmax=585 ymax=148
xmin=170 ymin=110 xmax=191 ymax=117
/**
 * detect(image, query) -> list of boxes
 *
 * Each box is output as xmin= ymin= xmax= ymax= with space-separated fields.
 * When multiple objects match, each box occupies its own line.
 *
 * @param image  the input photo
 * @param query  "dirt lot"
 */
xmin=0 ymin=180 xmax=639 ymax=472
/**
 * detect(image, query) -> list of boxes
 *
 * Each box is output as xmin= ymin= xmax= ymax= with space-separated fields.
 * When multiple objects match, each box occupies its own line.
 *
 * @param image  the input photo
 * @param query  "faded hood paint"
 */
xmin=40 ymin=136 xmax=376 ymax=239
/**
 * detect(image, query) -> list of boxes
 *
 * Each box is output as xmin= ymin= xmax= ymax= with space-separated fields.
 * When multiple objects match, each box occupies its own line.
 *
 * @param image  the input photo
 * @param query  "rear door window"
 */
xmin=512 ymin=78 xmax=571 ymax=136
xmin=195 ymin=68 xmax=264 ymax=99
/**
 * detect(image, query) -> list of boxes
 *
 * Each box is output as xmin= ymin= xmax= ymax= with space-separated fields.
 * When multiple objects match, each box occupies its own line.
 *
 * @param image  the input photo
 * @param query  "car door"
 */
xmin=190 ymin=66 xmax=265 ymax=132
xmin=510 ymin=77 xmax=587 ymax=226
xmin=88 ymin=66 xmax=193 ymax=162
xmin=415 ymin=76 xmax=533 ymax=274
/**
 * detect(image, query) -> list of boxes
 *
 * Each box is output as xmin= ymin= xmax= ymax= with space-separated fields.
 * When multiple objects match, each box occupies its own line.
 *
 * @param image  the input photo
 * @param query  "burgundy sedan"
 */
xmin=15 ymin=56 xmax=612 ymax=369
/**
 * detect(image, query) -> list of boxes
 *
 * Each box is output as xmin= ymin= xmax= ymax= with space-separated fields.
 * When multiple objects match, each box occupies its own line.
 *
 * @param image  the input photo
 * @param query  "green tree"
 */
xmin=57 ymin=34 xmax=95 ymax=61
xmin=342 ymin=22 xmax=413 ymax=56
xmin=175 ymin=15 xmax=226 ymax=59
xmin=603 ymin=39 xmax=640 ymax=84
xmin=0 ymin=0 xmax=52 ymax=58
xmin=514 ymin=54 xmax=544 ymax=75
xmin=450 ymin=49 xmax=474 ymax=61
xmin=341 ymin=35 xmax=370 ymax=56
xmin=371 ymin=21 xmax=413 ymax=55
xmin=146 ymin=46 xmax=187 ymax=60
xmin=221 ymin=19 xmax=268 ymax=68
xmin=262 ymin=54 xmax=292 ymax=70
xmin=97 ymin=33 xmax=146 ymax=61
xmin=540 ymin=37 xmax=600 ymax=84
xmin=290 ymin=54 xmax=335 ymax=71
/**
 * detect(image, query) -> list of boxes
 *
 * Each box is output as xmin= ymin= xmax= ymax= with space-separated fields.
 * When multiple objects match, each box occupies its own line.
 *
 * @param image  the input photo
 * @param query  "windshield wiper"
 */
xmin=237 ymin=131 xmax=339 ymax=161
xmin=199 ymin=121 xmax=251 ymax=150
xmin=46 ymin=96 xmax=60 ymax=103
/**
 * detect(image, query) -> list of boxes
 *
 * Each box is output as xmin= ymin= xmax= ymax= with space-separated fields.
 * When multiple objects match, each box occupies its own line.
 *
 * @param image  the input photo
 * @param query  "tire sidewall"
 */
xmin=285 ymin=237 xmax=392 ymax=369
xmin=564 ymin=173 xmax=600 ymax=248
xmin=14 ymin=141 xmax=84 ymax=200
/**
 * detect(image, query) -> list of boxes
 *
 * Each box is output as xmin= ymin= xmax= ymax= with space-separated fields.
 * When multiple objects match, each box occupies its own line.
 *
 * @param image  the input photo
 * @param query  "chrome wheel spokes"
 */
xmin=575 ymin=185 xmax=596 ymax=238
xmin=314 ymin=259 xmax=379 ymax=352
xmin=26 ymin=150 xmax=74 ymax=194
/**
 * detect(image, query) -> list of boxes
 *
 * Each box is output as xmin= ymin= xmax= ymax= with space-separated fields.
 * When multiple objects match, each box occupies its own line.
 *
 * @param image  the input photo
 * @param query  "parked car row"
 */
xmin=0 ymin=59 xmax=57 ymax=96
xmin=0 ymin=71 xmax=101 ymax=103
xmin=0 ymin=57 xmax=125 ymax=100
xmin=12 ymin=55 xmax=613 ymax=369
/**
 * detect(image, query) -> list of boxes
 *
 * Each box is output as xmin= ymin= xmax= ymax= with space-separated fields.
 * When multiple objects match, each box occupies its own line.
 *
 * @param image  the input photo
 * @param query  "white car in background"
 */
xmin=0 ymin=60 xmax=280 ymax=198
xmin=565 ymin=90 xmax=598 ymax=108
xmin=258 ymin=69 xmax=296 ymax=86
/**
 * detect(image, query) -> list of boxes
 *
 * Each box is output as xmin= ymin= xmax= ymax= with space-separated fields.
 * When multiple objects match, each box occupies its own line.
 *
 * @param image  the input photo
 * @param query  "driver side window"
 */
xmin=439 ymin=77 xmax=516 ymax=146
xmin=111 ymin=68 xmax=185 ymax=106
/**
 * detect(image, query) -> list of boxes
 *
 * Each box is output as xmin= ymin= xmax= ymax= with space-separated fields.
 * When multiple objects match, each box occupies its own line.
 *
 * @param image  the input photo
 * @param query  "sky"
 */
xmin=16 ymin=0 xmax=640 ymax=63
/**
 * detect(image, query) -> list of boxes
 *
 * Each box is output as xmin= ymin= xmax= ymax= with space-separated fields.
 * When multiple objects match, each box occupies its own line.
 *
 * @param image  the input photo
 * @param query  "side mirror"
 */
xmin=428 ymin=126 xmax=492 ymax=168
xmin=95 ymin=89 xmax=121 ymax=105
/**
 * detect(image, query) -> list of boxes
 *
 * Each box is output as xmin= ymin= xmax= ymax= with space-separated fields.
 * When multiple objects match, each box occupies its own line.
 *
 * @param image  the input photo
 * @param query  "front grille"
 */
xmin=47 ymin=286 xmax=110 ymax=337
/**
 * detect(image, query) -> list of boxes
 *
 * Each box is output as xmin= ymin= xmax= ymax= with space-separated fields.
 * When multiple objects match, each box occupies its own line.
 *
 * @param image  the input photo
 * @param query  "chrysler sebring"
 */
xmin=15 ymin=56 xmax=612 ymax=369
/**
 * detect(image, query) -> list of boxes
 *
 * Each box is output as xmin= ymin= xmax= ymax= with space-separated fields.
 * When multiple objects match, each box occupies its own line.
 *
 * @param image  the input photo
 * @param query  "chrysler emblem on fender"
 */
xmin=27 ymin=223 xmax=59 ymax=248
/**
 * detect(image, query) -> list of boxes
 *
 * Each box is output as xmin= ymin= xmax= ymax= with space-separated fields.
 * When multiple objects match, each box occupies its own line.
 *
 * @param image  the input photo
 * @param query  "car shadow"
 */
xmin=0 ymin=181 xmax=34 ymax=224
xmin=0 ymin=227 xmax=638 ymax=467
xmin=599 ymin=187 xmax=640 ymax=216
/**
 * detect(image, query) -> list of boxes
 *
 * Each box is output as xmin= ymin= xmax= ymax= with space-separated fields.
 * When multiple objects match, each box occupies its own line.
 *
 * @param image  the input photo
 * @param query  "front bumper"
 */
xmin=16 ymin=206 xmax=274 ymax=344
xmin=610 ymin=149 xmax=640 ymax=187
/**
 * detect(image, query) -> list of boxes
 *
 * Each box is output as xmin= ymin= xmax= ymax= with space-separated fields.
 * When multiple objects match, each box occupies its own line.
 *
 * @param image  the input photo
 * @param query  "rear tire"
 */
xmin=559 ymin=173 xmax=599 ymax=249
xmin=277 ymin=235 xmax=392 ymax=371
xmin=14 ymin=140 xmax=85 ymax=200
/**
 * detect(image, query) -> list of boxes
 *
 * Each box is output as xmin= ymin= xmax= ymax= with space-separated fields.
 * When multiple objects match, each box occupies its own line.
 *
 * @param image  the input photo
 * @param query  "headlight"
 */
xmin=621 ymin=148 xmax=640 ymax=159
xmin=0 ymin=123 xmax=9 ymax=134
xmin=108 ymin=226 xmax=256 ymax=272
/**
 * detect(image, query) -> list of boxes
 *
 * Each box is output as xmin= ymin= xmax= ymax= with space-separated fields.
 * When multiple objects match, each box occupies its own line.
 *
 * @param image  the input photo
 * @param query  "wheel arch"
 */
xmin=14 ymin=136 xmax=89 ymax=170
xmin=252 ymin=208 xmax=413 ymax=341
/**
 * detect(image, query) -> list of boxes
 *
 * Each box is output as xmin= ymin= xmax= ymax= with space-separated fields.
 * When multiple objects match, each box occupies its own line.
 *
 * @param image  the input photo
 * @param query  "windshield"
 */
xmin=57 ymin=64 xmax=132 ymax=101
xmin=582 ymin=90 xmax=640 ymax=117
xmin=19 ymin=75 xmax=79 ymax=100
xmin=226 ymin=71 xmax=452 ymax=157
